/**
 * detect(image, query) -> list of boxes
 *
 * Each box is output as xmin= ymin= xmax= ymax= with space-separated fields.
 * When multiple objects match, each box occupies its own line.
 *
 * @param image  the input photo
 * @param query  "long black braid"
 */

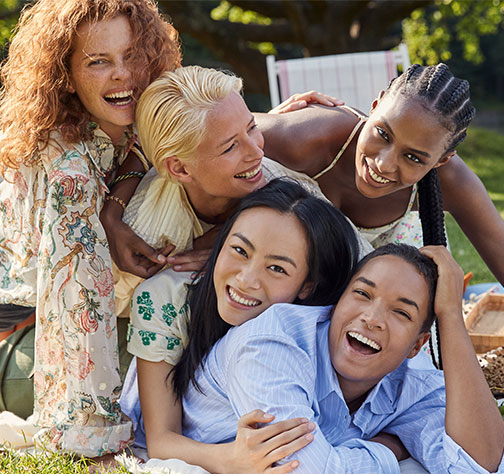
xmin=385 ymin=64 xmax=476 ymax=369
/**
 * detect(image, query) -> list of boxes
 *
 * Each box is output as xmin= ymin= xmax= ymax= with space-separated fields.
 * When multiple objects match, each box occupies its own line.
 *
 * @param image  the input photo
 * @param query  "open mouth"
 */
xmin=227 ymin=286 xmax=261 ymax=307
xmin=365 ymin=161 xmax=392 ymax=184
xmin=347 ymin=331 xmax=381 ymax=355
xmin=104 ymin=89 xmax=134 ymax=106
xmin=234 ymin=163 xmax=262 ymax=180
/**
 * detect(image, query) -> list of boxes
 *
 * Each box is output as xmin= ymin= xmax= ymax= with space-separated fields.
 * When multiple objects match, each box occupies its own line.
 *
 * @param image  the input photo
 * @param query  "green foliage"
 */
xmin=211 ymin=1 xmax=275 ymax=55
xmin=0 ymin=0 xmax=20 ymax=55
xmin=446 ymin=126 xmax=504 ymax=283
xmin=403 ymin=0 xmax=504 ymax=65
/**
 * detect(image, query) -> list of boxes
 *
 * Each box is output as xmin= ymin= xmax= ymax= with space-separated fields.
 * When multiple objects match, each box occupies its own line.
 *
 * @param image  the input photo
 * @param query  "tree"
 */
xmin=159 ymin=0 xmax=432 ymax=95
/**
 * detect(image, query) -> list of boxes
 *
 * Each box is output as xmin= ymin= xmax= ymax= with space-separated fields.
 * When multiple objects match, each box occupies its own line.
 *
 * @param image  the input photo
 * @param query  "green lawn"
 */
xmin=445 ymin=126 xmax=504 ymax=284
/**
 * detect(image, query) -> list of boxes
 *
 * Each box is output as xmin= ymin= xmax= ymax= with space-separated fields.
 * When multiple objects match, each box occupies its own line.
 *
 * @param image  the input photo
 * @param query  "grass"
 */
xmin=0 ymin=449 xmax=131 ymax=474
xmin=445 ymin=126 xmax=504 ymax=284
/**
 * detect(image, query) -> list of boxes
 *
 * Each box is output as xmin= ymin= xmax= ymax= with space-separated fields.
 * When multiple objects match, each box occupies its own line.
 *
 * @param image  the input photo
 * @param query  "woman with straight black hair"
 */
xmin=121 ymin=178 xmax=361 ymax=472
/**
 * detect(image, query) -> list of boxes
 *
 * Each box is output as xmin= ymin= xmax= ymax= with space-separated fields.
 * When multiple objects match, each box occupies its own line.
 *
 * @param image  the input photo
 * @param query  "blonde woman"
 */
xmin=0 ymin=0 xmax=180 ymax=457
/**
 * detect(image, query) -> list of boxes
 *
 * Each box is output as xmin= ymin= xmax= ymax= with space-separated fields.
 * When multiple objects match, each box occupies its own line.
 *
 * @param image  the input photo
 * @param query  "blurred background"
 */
xmin=0 ymin=0 xmax=502 ymax=283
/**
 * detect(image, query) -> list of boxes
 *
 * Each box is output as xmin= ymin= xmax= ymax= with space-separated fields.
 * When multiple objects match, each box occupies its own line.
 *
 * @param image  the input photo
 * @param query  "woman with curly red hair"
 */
xmin=0 ymin=0 xmax=180 ymax=458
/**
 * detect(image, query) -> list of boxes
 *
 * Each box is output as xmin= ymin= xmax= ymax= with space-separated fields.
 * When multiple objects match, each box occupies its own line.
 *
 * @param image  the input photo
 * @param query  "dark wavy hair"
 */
xmin=172 ymin=178 xmax=361 ymax=399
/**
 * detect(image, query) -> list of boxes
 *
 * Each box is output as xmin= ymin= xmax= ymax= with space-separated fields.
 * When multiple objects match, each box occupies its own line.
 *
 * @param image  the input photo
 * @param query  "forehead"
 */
xmin=228 ymin=207 xmax=308 ymax=252
xmin=202 ymin=92 xmax=251 ymax=142
xmin=372 ymin=93 xmax=451 ymax=157
xmin=353 ymin=255 xmax=429 ymax=312
xmin=73 ymin=15 xmax=133 ymax=54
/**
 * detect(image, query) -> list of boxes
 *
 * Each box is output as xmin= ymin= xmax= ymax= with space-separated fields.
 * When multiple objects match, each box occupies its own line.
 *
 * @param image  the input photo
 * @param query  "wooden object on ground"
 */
xmin=465 ymin=293 xmax=504 ymax=354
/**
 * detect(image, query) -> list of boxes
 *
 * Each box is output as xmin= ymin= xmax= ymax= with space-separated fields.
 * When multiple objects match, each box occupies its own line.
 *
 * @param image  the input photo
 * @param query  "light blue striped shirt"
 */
xmin=183 ymin=303 xmax=504 ymax=474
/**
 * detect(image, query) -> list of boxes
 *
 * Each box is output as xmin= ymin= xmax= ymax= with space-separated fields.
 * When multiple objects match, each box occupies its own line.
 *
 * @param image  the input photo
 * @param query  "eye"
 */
xmin=376 ymin=126 xmax=389 ymax=142
xmin=248 ymin=122 xmax=258 ymax=133
xmin=353 ymin=289 xmax=370 ymax=299
xmin=405 ymin=153 xmax=422 ymax=164
xmin=268 ymin=264 xmax=287 ymax=275
xmin=395 ymin=309 xmax=412 ymax=321
xmin=222 ymin=143 xmax=236 ymax=154
xmin=88 ymin=59 xmax=106 ymax=66
xmin=231 ymin=245 xmax=247 ymax=258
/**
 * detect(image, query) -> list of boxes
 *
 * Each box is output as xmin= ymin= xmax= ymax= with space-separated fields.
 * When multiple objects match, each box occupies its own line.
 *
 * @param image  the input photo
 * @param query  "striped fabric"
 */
xmin=183 ymin=304 xmax=504 ymax=473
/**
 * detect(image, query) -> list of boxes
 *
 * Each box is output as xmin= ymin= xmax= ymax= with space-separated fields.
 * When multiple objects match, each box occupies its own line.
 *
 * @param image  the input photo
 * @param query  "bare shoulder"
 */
xmin=255 ymin=105 xmax=359 ymax=175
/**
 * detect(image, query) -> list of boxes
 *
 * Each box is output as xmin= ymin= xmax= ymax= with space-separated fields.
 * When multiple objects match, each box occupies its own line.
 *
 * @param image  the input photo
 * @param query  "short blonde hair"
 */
xmin=136 ymin=65 xmax=243 ymax=179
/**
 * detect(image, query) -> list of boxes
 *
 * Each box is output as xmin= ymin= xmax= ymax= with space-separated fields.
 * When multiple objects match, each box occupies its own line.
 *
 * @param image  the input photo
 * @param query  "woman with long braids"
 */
xmin=255 ymin=63 xmax=503 ymax=365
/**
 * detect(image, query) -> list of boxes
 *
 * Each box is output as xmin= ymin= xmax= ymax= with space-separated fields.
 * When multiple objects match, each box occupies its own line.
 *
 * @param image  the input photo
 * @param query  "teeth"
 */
xmin=105 ymin=90 xmax=133 ymax=99
xmin=235 ymin=164 xmax=261 ymax=179
xmin=228 ymin=287 xmax=260 ymax=307
xmin=368 ymin=165 xmax=391 ymax=184
xmin=348 ymin=331 xmax=381 ymax=351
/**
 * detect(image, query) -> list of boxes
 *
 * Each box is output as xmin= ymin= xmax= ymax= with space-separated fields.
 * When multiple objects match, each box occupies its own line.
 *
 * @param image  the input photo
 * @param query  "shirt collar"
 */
xmin=316 ymin=313 xmax=344 ymax=402
xmin=86 ymin=122 xmax=135 ymax=175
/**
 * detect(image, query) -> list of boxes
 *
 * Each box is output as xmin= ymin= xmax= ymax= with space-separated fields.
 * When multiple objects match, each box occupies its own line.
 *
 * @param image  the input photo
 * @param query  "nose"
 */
xmin=111 ymin=60 xmax=132 ymax=82
xmin=375 ymin=148 xmax=397 ymax=175
xmin=360 ymin=306 xmax=384 ymax=331
xmin=245 ymin=130 xmax=265 ymax=161
xmin=235 ymin=263 xmax=261 ymax=291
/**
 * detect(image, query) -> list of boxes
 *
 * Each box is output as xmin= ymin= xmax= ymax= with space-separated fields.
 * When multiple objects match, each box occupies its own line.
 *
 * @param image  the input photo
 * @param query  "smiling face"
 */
xmin=180 ymin=92 xmax=266 ymax=202
xmin=354 ymin=93 xmax=455 ymax=199
xmin=213 ymin=207 xmax=311 ymax=326
xmin=69 ymin=15 xmax=147 ymax=144
xmin=328 ymin=255 xmax=431 ymax=401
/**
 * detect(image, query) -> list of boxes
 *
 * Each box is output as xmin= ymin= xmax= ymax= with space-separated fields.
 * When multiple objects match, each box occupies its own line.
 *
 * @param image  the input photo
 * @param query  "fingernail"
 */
xmin=328 ymin=101 xmax=335 ymax=106
xmin=263 ymin=412 xmax=273 ymax=419
xmin=305 ymin=433 xmax=314 ymax=441
xmin=291 ymin=461 xmax=299 ymax=468
xmin=174 ymin=265 xmax=181 ymax=271
xmin=300 ymin=417 xmax=309 ymax=423
xmin=307 ymin=422 xmax=316 ymax=430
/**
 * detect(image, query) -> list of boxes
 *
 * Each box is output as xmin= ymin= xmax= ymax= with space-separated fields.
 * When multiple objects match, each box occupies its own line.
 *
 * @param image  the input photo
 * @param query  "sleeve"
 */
xmin=225 ymin=336 xmax=400 ymax=474
xmin=31 ymin=149 xmax=132 ymax=457
xmin=384 ymin=374 xmax=504 ymax=473
xmin=127 ymin=268 xmax=192 ymax=365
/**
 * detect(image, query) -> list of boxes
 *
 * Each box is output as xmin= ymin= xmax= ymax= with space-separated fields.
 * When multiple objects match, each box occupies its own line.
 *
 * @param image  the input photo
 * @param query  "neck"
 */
xmin=183 ymin=183 xmax=239 ymax=224
xmin=337 ymin=375 xmax=375 ymax=413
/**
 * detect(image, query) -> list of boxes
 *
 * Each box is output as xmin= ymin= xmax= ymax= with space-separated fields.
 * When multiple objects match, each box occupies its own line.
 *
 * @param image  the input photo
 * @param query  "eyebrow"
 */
xmin=355 ymin=276 xmax=419 ymax=311
xmin=232 ymin=233 xmax=297 ymax=268
xmin=217 ymin=116 xmax=255 ymax=148
xmin=382 ymin=118 xmax=432 ymax=159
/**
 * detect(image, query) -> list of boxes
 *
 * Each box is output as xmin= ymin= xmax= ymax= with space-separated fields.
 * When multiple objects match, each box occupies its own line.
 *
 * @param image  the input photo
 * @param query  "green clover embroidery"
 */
xmin=137 ymin=291 xmax=155 ymax=321
xmin=139 ymin=330 xmax=156 ymax=346
xmin=161 ymin=303 xmax=177 ymax=327
xmin=166 ymin=337 xmax=180 ymax=350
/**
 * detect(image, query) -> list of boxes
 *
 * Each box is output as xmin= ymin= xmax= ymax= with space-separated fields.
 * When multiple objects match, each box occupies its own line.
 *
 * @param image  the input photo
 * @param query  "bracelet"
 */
xmin=109 ymin=171 xmax=146 ymax=188
xmin=105 ymin=194 xmax=127 ymax=209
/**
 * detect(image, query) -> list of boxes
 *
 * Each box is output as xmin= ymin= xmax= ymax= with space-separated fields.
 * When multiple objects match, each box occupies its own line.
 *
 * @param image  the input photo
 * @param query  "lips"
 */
xmin=347 ymin=331 xmax=381 ymax=354
xmin=104 ymin=89 xmax=134 ymax=106
xmin=234 ymin=163 xmax=262 ymax=180
xmin=227 ymin=286 xmax=261 ymax=307
xmin=363 ymin=159 xmax=393 ymax=185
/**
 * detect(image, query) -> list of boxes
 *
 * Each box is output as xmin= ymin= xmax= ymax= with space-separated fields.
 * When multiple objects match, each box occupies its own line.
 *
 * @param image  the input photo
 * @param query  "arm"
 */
xmin=100 ymin=149 xmax=170 ymax=278
xmin=32 ymin=151 xmax=131 ymax=456
xmin=421 ymin=246 xmax=504 ymax=472
xmin=439 ymin=155 xmax=504 ymax=284
xmin=226 ymin=332 xmax=401 ymax=473
xmin=137 ymin=358 xmax=313 ymax=474
xmin=254 ymin=106 xmax=357 ymax=177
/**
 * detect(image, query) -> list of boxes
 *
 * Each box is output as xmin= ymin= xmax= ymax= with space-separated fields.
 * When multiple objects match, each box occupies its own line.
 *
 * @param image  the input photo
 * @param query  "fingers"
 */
xmin=268 ymin=90 xmax=344 ymax=114
xmin=167 ymin=249 xmax=211 ymax=272
xmin=261 ymin=422 xmax=315 ymax=462
xmin=266 ymin=459 xmax=300 ymax=473
xmin=238 ymin=409 xmax=275 ymax=429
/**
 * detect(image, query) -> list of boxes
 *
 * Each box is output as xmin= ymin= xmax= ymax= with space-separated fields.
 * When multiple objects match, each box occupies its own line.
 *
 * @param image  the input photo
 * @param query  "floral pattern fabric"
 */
xmin=0 ymin=125 xmax=135 ymax=456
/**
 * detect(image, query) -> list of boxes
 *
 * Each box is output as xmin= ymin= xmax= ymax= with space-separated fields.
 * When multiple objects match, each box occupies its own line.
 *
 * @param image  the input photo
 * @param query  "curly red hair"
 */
xmin=0 ymin=0 xmax=181 ymax=172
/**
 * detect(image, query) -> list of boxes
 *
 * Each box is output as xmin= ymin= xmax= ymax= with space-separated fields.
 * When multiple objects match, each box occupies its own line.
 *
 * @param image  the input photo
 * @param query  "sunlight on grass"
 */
xmin=446 ymin=126 xmax=504 ymax=283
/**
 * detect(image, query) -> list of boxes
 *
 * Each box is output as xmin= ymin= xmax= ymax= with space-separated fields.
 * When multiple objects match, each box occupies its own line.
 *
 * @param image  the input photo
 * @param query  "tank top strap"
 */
xmin=313 ymin=106 xmax=367 ymax=181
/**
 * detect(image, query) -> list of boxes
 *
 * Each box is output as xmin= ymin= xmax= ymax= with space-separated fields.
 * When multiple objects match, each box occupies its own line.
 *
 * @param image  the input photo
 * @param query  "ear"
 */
xmin=67 ymin=80 xmax=75 ymax=94
xmin=297 ymin=281 xmax=314 ymax=301
xmin=369 ymin=90 xmax=386 ymax=115
xmin=406 ymin=332 xmax=431 ymax=359
xmin=164 ymin=156 xmax=192 ymax=183
xmin=433 ymin=151 xmax=455 ymax=169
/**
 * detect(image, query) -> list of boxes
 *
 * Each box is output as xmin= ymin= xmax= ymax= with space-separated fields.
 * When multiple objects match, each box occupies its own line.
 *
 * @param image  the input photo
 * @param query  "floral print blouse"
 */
xmin=0 ymin=124 xmax=134 ymax=456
